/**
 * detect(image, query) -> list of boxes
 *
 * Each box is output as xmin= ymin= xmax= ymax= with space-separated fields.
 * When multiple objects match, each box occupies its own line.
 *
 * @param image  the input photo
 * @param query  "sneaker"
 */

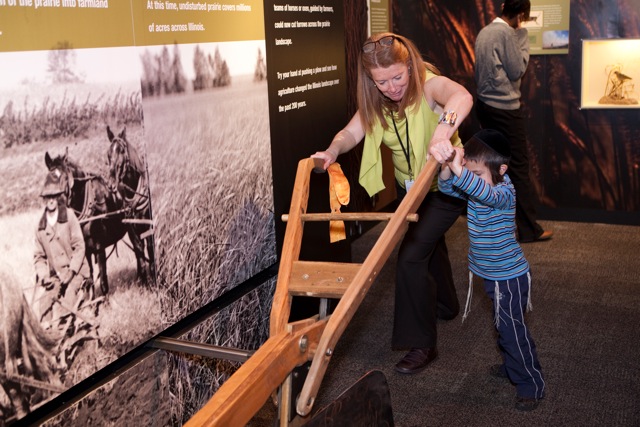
xmin=515 ymin=396 xmax=540 ymax=411
xmin=489 ymin=364 xmax=508 ymax=379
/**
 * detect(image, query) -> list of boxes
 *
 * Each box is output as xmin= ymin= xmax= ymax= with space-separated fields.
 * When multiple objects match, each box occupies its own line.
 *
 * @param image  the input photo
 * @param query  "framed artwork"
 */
xmin=581 ymin=38 xmax=640 ymax=109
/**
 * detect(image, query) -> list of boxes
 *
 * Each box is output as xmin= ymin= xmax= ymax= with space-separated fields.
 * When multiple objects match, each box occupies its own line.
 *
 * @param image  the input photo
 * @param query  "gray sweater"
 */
xmin=474 ymin=18 xmax=529 ymax=110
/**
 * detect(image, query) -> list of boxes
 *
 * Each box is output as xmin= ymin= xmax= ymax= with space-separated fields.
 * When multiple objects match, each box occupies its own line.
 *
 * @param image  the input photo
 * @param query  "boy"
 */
xmin=438 ymin=129 xmax=545 ymax=411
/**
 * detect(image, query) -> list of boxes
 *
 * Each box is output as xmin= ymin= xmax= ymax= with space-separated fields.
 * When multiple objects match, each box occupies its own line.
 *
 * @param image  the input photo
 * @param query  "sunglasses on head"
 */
xmin=362 ymin=35 xmax=396 ymax=53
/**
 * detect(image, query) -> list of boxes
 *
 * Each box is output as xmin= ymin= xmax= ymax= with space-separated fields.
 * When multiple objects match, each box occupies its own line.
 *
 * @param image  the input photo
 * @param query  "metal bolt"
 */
xmin=302 ymin=273 xmax=309 ymax=280
xmin=336 ymin=276 xmax=344 ymax=282
xmin=299 ymin=335 xmax=308 ymax=353
xmin=325 ymin=348 xmax=333 ymax=357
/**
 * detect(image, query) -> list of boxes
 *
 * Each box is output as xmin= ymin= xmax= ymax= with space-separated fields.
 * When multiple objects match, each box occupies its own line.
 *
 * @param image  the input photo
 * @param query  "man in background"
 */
xmin=474 ymin=0 xmax=553 ymax=243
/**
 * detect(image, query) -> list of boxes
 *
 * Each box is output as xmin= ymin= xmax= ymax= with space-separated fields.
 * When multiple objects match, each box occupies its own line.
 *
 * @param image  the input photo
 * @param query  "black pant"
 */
xmin=475 ymin=100 xmax=544 ymax=241
xmin=392 ymin=187 xmax=466 ymax=349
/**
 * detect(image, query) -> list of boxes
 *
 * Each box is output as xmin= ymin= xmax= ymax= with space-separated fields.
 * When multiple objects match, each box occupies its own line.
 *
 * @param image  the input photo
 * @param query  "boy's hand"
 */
xmin=448 ymin=147 xmax=465 ymax=177
xmin=439 ymin=162 xmax=452 ymax=180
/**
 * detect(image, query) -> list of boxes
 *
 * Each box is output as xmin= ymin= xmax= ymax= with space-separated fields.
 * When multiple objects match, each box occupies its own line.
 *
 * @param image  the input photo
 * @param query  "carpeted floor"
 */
xmin=253 ymin=217 xmax=640 ymax=426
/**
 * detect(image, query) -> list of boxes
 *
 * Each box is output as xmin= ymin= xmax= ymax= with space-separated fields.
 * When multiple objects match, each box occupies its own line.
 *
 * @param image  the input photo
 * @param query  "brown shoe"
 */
xmin=394 ymin=347 xmax=438 ymax=374
xmin=520 ymin=230 xmax=553 ymax=243
xmin=536 ymin=230 xmax=554 ymax=241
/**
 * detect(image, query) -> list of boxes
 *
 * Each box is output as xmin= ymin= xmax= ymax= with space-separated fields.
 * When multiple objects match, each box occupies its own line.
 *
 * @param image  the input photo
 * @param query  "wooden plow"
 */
xmin=185 ymin=156 xmax=439 ymax=426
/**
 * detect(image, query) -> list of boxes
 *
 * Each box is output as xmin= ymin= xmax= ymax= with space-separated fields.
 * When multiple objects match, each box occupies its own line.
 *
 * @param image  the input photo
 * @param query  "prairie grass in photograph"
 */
xmin=143 ymin=75 xmax=277 ymax=422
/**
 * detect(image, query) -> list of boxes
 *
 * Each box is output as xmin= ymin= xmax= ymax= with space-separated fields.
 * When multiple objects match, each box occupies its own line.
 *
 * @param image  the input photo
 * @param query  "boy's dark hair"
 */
xmin=463 ymin=129 xmax=511 ymax=184
xmin=502 ymin=0 xmax=531 ymax=20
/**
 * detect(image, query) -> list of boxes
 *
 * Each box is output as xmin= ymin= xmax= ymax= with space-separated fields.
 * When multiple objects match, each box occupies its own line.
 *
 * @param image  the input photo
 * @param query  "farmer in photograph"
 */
xmin=34 ymin=172 xmax=90 ymax=329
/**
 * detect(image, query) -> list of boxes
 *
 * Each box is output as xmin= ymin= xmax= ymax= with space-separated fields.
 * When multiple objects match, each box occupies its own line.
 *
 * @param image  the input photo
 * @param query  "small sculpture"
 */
xmin=599 ymin=64 xmax=638 ymax=105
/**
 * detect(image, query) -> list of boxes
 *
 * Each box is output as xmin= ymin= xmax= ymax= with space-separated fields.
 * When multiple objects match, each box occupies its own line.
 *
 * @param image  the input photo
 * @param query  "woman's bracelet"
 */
xmin=438 ymin=110 xmax=457 ymax=126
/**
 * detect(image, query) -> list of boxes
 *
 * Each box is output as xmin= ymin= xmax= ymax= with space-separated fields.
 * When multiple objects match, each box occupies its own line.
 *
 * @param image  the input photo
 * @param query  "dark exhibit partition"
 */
xmin=394 ymin=0 xmax=640 ymax=225
xmin=263 ymin=0 xmax=352 ymax=262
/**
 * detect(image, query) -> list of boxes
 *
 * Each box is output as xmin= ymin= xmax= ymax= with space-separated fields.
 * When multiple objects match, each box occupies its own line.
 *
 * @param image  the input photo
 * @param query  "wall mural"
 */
xmin=142 ymin=40 xmax=277 ymax=425
xmin=395 ymin=0 xmax=640 ymax=218
xmin=0 ymin=47 xmax=157 ymax=422
xmin=0 ymin=2 xmax=276 ymax=424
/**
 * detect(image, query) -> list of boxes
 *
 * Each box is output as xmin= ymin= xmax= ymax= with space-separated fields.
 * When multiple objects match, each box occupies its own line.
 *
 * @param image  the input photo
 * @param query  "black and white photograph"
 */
xmin=137 ymin=40 xmax=277 ymax=424
xmin=0 ymin=37 xmax=278 ymax=423
xmin=0 ymin=46 xmax=159 ymax=422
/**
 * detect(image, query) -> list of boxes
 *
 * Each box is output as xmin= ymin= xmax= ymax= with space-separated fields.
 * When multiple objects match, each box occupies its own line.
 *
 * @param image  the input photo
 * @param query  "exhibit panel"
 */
xmin=0 ymin=1 xmax=276 ymax=423
xmin=524 ymin=0 xmax=571 ymax=55
xmin=139 ymin=37 xmax=277 ymax=425
xmin=263 ymin=0 xmax=350 ymax=260
xmin=0 ymin=24 xmax=156 ymax=427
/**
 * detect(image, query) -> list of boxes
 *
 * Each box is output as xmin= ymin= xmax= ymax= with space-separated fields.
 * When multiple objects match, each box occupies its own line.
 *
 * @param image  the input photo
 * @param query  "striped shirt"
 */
xmin=439 ymin=168 xmax=529 ymax=280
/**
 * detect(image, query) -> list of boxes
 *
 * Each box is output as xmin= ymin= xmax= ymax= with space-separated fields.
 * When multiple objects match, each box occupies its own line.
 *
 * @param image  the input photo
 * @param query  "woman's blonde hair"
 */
xmin=356 ymin=32 xmax=440 ymax=134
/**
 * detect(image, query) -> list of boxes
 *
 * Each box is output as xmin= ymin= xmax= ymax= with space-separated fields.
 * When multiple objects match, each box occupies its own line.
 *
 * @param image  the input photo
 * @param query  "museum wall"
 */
xmin=0 ymin=2 xmax=280 ymax=425
xmin=394 ymin=0 xmax=640 ymax=225
xmin=3 ymin=0 xmax=637 ymax=425
xmin=0 ymin=0 xmax=353 ymax=424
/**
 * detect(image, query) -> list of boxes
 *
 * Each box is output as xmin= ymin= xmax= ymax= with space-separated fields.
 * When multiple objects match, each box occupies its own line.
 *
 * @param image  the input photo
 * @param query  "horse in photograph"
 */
xmin=44 ymin=150 xmax=127 ymax=298
xmin=106 ymin=126 xmax=155 ymax=285
xmin=1 ymin=267 xmax=61 ymax=420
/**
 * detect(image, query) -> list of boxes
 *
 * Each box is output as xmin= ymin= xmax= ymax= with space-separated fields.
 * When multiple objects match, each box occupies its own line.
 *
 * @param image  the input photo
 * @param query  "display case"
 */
xmin=581 ymin=39 xmax=640 ymax=109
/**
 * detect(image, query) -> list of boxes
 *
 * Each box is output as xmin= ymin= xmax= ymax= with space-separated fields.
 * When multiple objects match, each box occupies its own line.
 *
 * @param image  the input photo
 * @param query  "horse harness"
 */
xmin=109 ymin=136 xmax=150 ymax=216
xmin=52 ymin=166 xmax=110 ymax=223
xmin=121 ymin=172 xmax=150 ymax=216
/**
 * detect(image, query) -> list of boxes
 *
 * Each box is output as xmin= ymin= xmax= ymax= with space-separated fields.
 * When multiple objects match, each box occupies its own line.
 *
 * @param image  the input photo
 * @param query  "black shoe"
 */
xmin=437 ymin=306 xmax=458 ymax=321
xmin=515 ymin=396 xmax=540 ymax=411
xmin=394 ymin=347 xmax=438 ymax=374
xmin=489 ymin=364 xmax=509 ymax=380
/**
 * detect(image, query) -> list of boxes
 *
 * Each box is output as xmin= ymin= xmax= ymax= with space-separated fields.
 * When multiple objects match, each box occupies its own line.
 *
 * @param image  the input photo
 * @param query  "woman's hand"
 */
xmin=428 ymin=135 xmax=455 ymax=164
xmin=311 ymin=148 xmax=338 ymax=170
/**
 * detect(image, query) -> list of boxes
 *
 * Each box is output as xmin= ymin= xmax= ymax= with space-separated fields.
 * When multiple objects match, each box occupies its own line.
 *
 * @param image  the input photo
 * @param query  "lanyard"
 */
xmin=391 ymin=114 xmax=413 ymax=181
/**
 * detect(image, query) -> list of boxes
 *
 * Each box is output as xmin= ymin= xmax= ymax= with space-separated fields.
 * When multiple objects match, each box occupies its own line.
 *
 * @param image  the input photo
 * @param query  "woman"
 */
xmin=312 ymin=32 xmax=473 ymax=374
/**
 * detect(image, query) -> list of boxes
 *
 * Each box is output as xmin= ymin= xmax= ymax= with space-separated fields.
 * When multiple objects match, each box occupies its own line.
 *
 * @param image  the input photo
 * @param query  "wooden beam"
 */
xmin=185 ymin=157 xmax=439 ymax=424
xmin=281 ymin=212 xmax=418 ymax=222
xmin=288 ymin=261 xmax=362 ymax=298
xmin=185 ymin=317 xmax=327 ymax=427
xmin=295 ymin=157 xmax=439 ymax=416
xmin=269 ymin=158 xmax=321 ymax=336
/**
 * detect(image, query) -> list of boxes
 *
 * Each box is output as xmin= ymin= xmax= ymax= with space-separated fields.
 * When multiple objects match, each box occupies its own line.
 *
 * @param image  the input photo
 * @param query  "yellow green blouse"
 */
xmin=358 ymin=73 xmax=462 ymax=197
